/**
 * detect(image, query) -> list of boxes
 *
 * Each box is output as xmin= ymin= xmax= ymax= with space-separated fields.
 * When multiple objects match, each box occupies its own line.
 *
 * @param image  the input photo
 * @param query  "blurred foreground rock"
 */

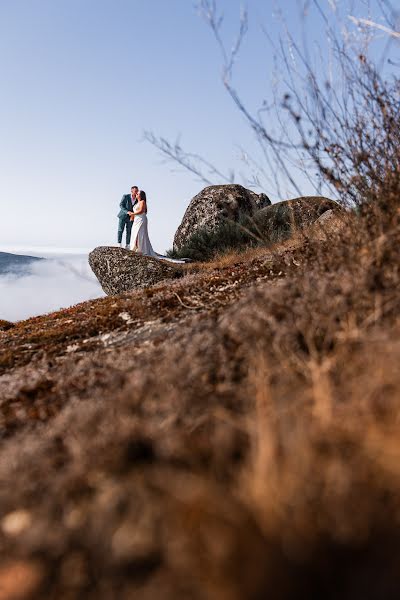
xmin=89 ymin=247 xmax=184 ymax=296
xmin=0 ymin=559 xmax=44 ymax=600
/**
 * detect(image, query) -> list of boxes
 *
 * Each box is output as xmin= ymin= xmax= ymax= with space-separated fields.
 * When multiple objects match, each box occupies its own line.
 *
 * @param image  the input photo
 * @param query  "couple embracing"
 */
xmin=118 ymin=185 xmax=186 ymax=264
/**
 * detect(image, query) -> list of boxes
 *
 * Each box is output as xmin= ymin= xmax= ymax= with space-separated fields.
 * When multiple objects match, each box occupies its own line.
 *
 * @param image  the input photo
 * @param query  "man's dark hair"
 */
xmin=131 ymin=185 xmax=138 ymax=190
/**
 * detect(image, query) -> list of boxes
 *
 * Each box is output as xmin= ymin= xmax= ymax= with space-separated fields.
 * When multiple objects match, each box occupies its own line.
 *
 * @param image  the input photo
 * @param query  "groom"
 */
xmin=117 ymin=185 xmax=138 ymax=248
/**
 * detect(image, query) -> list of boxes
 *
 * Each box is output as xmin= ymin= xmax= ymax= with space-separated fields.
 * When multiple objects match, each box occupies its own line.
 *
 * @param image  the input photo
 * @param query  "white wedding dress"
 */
xmin=130 ymin=210 xmax=186 ymax=264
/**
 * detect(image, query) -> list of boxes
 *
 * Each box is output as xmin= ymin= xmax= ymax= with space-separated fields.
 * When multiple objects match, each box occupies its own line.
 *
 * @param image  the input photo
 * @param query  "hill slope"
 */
xmin=0 ymin=251 xmax=43 ymax=276
xmin=0 ymin=210 xmax=399 ymax=599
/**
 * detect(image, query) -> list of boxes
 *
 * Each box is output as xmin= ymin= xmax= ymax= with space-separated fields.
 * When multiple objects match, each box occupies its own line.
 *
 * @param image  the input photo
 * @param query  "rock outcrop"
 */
xmin=252 ymin=196 xmax=341 ymax=241
xmin=89 ymin=247 xmax=184 ymax=296
xmin=0 ymin=320 xmax=14 ymax=331
xmin=173 ymin=184 xmax=271 ymax=251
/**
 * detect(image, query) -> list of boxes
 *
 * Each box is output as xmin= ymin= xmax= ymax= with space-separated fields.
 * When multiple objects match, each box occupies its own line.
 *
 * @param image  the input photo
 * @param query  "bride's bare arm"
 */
xmin=133 ymin=201 xmax=146 ymax=215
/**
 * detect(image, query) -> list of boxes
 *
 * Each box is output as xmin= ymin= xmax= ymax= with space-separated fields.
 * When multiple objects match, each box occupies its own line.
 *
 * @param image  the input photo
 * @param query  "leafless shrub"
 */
xmin=147 ymin=0 xmax=400 ymax=206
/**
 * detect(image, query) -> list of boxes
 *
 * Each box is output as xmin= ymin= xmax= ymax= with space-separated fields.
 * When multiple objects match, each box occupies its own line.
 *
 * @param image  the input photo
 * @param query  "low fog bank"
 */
xmin=0 ymin=253 xmax=104 ymax=322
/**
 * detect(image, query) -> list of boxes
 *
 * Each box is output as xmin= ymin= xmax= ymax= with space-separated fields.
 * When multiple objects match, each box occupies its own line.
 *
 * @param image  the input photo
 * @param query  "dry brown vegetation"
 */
xmin=0 ymin=190 xmax=399 ymax=598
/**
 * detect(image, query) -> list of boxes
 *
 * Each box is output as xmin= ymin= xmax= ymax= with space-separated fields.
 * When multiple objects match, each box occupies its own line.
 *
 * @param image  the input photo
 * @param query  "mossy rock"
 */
xmin=252 ymin=196 xmax=340 ymax=242
xmin=173 ymin=184 xmax=271 ymax=252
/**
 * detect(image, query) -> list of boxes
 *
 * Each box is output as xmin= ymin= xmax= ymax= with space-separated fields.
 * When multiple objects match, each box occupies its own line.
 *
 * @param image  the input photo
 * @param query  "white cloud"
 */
xmin=0 ymin=254 xmax=104 ymax=322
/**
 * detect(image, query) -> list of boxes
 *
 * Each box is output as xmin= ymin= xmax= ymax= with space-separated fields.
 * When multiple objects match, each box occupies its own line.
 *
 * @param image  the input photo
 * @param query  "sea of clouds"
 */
xmin=0 ymin=248 xmax=105 ymax=322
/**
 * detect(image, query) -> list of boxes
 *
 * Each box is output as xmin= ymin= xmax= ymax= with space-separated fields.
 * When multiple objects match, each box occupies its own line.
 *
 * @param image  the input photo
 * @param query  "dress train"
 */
xmin=130 ymin=213 xmax=186 ymax=264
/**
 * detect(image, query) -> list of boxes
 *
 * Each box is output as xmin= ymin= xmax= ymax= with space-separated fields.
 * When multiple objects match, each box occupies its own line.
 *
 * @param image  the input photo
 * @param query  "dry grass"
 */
xmin=0 ymin=197 xmax=399 ymax=598
xmin=185 ymin=244 xmax=277 ymax=272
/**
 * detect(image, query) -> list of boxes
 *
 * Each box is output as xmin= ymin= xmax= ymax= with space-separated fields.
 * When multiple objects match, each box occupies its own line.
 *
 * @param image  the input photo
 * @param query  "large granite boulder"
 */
xmin=173 ymin=184 xmax=271 ymax=251
xmin=89 ymin=247 xmax=184 ymax=296
xmin=252 ymin=196 xmax=341 ymax=242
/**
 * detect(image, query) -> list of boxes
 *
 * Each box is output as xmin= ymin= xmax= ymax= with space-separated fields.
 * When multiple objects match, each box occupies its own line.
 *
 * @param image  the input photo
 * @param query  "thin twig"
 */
xmin=173 ymin=292 xmax=204 ymax=310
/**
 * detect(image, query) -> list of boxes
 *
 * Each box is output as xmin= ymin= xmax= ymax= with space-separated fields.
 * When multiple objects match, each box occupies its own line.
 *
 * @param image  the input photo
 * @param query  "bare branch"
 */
xmin=143 ymin=131 xmax=234 ymax=186
xmin=348 ymin=16 xmax=400 ymax=40
xmin=145 ymin=0 xmax=400 ymax=206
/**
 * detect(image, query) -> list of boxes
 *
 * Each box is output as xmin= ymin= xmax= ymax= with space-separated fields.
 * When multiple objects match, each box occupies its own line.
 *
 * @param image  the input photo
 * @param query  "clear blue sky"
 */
xmin=0 ymin=0 xmax=396 ymax=252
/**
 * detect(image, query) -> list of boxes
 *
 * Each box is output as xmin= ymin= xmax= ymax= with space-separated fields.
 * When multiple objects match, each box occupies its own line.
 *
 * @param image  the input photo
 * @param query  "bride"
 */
xmin=128 ymin=190 xmax=186 ymax=264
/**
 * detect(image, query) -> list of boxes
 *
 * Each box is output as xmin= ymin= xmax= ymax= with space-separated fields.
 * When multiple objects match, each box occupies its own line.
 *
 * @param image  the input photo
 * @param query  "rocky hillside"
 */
xmin=0 ymin=194 xmax=399 ymax=599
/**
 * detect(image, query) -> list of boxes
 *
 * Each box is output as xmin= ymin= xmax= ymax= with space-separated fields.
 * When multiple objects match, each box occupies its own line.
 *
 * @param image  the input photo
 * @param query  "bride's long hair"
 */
xmin=139 ymin=190 xmax=147 ymax=213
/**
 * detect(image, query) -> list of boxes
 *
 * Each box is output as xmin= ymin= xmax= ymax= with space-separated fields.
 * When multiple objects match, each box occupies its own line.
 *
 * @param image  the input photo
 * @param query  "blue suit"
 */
xmin=117 ymin=194 xmax=137 ymax=245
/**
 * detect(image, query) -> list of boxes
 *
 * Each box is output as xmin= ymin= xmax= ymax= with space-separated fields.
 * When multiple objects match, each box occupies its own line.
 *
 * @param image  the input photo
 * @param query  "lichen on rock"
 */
xmin=89 ymin=247 xmax=184 ymax=296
